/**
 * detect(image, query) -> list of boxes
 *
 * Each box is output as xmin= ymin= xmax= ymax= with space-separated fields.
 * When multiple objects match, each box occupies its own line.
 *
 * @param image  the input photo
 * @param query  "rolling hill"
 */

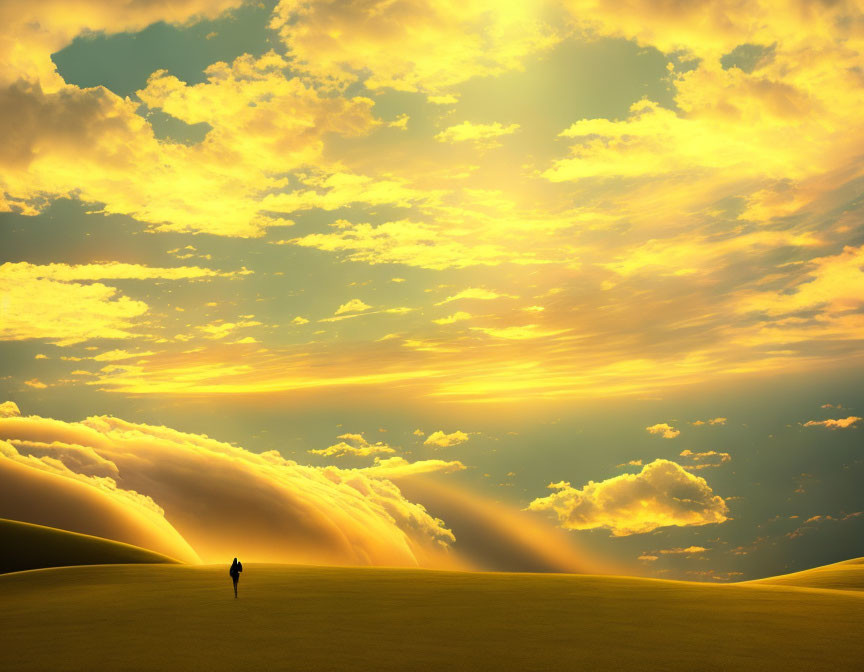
xmin=0 ymin=518 xmax=179 ymax=574
xmin=1 ymin=563 xmax=862 ymax=671
xmin=748 ymin=557 xmax=864 ymax=592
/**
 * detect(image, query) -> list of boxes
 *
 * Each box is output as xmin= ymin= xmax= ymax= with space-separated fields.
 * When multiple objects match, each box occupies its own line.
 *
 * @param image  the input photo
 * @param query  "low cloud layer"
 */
xmin=527 ymin=459 xmax=729 ymax=536
xmin=0 ymin=404 xmax=603 ymax=573
xmin=0 ymin=406 xmax=457 ymax=567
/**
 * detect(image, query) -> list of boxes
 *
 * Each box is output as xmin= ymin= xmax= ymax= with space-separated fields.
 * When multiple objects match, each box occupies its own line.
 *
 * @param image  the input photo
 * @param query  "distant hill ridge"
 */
xmin=0 ymin=517 xmax=180 ymax=574
xmin=748 ymin=557 xmax=864 ymax=592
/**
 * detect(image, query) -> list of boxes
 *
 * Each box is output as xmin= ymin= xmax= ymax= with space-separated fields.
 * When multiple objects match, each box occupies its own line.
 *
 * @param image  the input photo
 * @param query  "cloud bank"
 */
xmin=0 ymin=406 xmax=456 ymax=567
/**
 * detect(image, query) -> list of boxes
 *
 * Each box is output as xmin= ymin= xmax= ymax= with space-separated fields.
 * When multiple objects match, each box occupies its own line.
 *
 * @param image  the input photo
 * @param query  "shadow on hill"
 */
xmin=0 ymin=518 xmax=179 ymax=574
xmin=747 ymin=557 xmax=864 ymax=593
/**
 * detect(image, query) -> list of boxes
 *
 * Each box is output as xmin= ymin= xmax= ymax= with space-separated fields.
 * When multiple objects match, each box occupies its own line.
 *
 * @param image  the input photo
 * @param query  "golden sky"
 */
xmin=1 ymin=0 xmax=863 ymax=581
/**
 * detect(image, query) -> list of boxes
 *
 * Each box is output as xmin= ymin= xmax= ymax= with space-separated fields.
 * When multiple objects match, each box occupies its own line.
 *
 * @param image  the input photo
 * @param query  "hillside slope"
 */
xmin=0 ymin=518 xmax=179 ymax=574
xmin=748 ymin=557 xmax=864 ymax=592
xmin=1 ymin=564 xmax=862 ymax=671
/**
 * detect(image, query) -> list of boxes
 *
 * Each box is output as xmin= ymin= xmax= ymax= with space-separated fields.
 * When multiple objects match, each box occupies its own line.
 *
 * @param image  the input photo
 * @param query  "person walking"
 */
xmin=229 ymin=557 xmax=243 ymax=598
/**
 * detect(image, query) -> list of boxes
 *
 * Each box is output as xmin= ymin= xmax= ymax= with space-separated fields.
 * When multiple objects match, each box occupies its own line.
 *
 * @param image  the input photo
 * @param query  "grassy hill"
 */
xmin=748 ymin=557 xmax=864 ymax=592
xmin=2 ymin=563 xmax=862 ymax=671
xmin=0 ymin=518 xmax=179 ymax=574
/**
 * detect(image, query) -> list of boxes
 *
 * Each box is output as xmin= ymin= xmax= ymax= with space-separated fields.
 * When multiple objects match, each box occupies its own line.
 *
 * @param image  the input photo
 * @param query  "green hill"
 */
xmin=1 ymin=563 xmax=862 ymax=671
xmin=748 ymin=557 xmax=864 ymax=592
xmin=0 ymin=518 xmax=179 ymax=574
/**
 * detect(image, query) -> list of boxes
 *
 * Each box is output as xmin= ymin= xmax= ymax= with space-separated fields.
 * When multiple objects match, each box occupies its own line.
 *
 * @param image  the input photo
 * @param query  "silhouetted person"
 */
xmin=230 ymin=557 xmax=243 ymax=598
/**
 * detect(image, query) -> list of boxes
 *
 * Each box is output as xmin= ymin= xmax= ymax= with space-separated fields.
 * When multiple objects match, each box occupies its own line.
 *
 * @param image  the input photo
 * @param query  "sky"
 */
xmin=1 ymin=0 xmax=863 ymax=582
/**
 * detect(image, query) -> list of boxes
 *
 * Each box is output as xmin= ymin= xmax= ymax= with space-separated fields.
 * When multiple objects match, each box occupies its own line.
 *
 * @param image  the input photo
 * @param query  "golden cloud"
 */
xmin=1 ymin=53 xmax=379 ymax=236
xmin=646 ymin=423 xmax=679 ymax=439
xmin=334 ymin=299 xmax=373 ymax=316
xmin=692 ymin=417 xmax=727 ymax=426
xmin=436 ymin=288 xmax=516 ymax=304
xmin=269 ymin=0 xmax=560 ymax=92
xmin=0 ymin=0 xmax=244 ymax=88
xmin=657 ymin=546 xmax=709 ymax=555
xmin=423 ymin=430 xmax=469 ymax=448
xmin=802 ymin=417 xmax=861 ymax=430
xmin=263 ymin=172 xmax=433 ymax=215
xmin=527 ymin=459 xmax=728 ymax=536
xmin=679 ymin=449 xmax=731 ymax=470
xmin=351 ymin=456 xmax=467 ymax=479
xmin=0 ymin=262 xmax=243 ymax=346
xmin=309 ymin=433 xmax=396 ymax=458
xmin=433 ymin=312 xmax=472 ymax=325
xmin=436 ymin=121 xmax=520 ymax=147
xmin=0 ymin=407 xmax=456 ymax=567
xmin=737 ymin=245 xmax=864 ymax=317
xmin=0 ymin=401 xmax=21 ymax=418
xmin=286 ymin=219 xmax=524 ymax=270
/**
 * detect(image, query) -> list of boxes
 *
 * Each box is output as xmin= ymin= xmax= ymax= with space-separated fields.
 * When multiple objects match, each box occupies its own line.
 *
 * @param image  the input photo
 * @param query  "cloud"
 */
xmin=436 ymin=288 xmax=516 ymax=304
xmin=286 ymin=219 xmax=524 ymax=271
xmin=435 ymin=121 xmax=520 ymax=147
xmin=657 ymin=546 xmax=709 ymax=555
xmin=334 ymin=299 xmax=373 ymax=316
xmin=470 ymin=325 xmax=569 ymax=340
xmin=0 ymin=401 xmax=20 ymax=418
xmin=428 ymin=94 xmax=459 ymax=105
xmin=198 ymin=320 xmax=263 ymax=340
xmin=526 ymin=459 xmax=729 ymax=536
xmin=423 ymin=430 xmax=470 ymax=448
xmin=646 ymin=423 xmax=680 ymax=439
xmin=787 ymin=511 xmax=863 ymax=539
xmin=0 ymin=262 xmax=239 ymax=282
xmin=803 ymin=417 xmax=861 ymax=430
xmin=0 ymin=440 xmax=201 ymax=564
xmin=0 ymin=262 xmax=246 ymax=346
xmin=737 ymin=245 xmax=864 ymax=317
xmin=433 ymin=312 xmax=472 ymax=325
xmin=393 ymin=474 xmax=622 ymax=575
xmin=0 ymin=0 xmax=244 ymax=88
xmin=91 ymin=350 xmax=157 ymax=362
xmin=0 ymin=277 xmax=146 ymax=346
xmin=0 ymin=406 xmax=457 ymax=567
xmin=262 ymin=172 xmax=431 ymax=215
xmin=309 ymin=433 xmax=396 ymax=458
xmin=1 ymin=52 xmax=378 ymax=237
xmin=638 ymin=554 xmax=658 ymax=562
xmin=678 ymin=449 xmax=731 ymax=470
xmin=692 ymin=417 xmax=727 ymax=426
xmin=353 ymin=456 xmax=467 ymax=479
xmin=269 ymin=0 xmax=559 ymax=93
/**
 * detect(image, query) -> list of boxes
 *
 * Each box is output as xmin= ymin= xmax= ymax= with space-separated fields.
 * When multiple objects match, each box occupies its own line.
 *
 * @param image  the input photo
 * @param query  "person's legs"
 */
xmin=233 ymin=577 xmax=238 ymax=598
